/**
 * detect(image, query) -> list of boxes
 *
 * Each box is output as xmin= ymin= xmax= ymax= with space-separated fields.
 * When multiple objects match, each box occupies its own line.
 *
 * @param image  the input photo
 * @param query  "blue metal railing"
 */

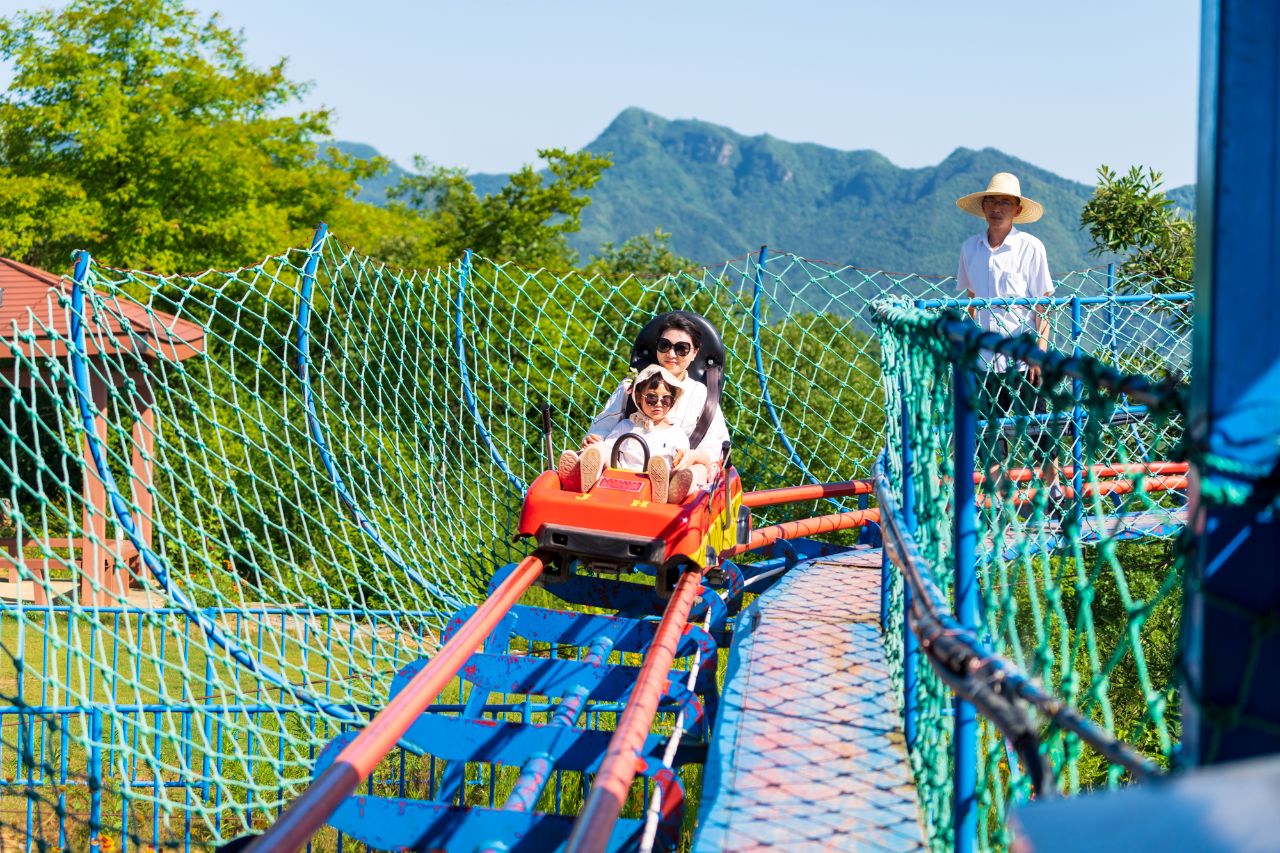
xmin=914 ymin=292 xmax=1194 ymax=309
xmin=873 ymin=295 xmax=1185 ymax=851
xmin=874 ymin=458 xmax=1162 ymax=851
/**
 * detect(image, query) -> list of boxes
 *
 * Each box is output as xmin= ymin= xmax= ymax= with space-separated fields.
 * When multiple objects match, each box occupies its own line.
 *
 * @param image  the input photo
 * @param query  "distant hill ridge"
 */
xmin=335 ymin=108 xmax=1194 ymax=276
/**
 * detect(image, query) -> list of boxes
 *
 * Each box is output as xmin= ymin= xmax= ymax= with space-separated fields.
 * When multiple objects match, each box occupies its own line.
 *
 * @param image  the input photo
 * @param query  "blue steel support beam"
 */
xmin=89 ymin=708 xmax=102 ymax=851
xmin=1185 ymin=0 xmax=1280 ymax=764
xmin=750 ymin=246 xmax=829 ymax=495
xmin=951 ymin=365 xmax=978 ymax=853
xmin=455 ymin=250 xmax=525 ymax=493
xmin=1070 ymin=297 xmax=1085 ymax=527
xmin=900 ymin=377 xmax=920 ymax=752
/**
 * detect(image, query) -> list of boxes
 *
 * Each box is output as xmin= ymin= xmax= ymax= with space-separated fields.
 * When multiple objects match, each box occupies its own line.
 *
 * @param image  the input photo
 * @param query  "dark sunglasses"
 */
xmin=656 ymin=338 xmax=693 ymax=357
xmin=642 ymin=393 xmax=675 ymax=408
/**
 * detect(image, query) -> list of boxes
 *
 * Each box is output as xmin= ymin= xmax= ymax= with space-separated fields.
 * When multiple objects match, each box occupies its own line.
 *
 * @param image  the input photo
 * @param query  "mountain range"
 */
xmin=335 ymin=108 xmax=1194 ymax=276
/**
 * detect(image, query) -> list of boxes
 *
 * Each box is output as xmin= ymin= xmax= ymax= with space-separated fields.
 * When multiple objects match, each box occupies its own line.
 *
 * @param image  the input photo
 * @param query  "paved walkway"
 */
xmin=695 ymin=548 xmax=924 ymax=851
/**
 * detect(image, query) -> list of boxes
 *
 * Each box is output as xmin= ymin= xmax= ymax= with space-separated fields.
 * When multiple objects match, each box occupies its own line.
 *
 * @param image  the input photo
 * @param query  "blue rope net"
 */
xmin=0 ymin=232 xmax=1186 ymax=849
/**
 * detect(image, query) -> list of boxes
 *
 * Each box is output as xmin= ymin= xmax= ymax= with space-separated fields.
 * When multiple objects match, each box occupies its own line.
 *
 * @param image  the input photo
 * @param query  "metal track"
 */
xmin=242 ymin=481 xmax=879 ymax=852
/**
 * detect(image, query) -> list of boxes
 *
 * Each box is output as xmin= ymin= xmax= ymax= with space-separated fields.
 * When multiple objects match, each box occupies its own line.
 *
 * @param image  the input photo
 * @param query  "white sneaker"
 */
xmin=580 ymin=445 xmax=605 ymax=492
xmin=647 ymin=457 xmax=671 ymax=504
xmin=557 ymin=450 xmax=581 ymax=491
xmin=668 ymin=468 xmax=694 ymax=504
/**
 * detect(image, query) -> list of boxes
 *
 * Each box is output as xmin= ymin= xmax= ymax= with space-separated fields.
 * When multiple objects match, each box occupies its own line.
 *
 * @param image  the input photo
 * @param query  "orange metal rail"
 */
xmin=564 ymin=567 xmax=706 ymax=853
xmin=1083 ymin=475 xmax=1188 ymax=497
xmin=722 ymin=509 xmax=881 ymax=559
xmin=245 ymin=553 xmax=546 ymax=853
xmin=989 ymin=476 xmax=1188 ymax=508
xmin=975 ymin=461 xmax=1188 ymax=484
xmin=741 ymin=479 xmax=874 ymax=508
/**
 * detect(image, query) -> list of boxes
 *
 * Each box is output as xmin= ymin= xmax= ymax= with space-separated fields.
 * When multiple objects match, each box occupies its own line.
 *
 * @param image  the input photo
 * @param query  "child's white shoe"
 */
xmin=668 ymin=467 xmax=694 ymax=504
xmin=580 ymin=445 xmax=605 ymax=492
xmin=647 ymin=457 xmax=671 ymax=504
xmin=557 ymin=450 xmax=581 ymax=491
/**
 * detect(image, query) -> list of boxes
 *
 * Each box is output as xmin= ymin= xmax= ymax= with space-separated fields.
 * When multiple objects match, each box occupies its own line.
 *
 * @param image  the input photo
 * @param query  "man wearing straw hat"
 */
xmin=955 ymin=172 xmax=1054 ymax=380
xmin=955 ymin=172 xmax=1062 ymax=506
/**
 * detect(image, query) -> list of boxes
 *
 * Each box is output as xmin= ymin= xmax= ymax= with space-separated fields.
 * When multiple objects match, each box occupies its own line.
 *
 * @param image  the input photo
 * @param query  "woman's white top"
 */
xmin=599 ymin=414 xmax=689 ymax=471
xmin=588 ymin=374 xmax=731 ymax=460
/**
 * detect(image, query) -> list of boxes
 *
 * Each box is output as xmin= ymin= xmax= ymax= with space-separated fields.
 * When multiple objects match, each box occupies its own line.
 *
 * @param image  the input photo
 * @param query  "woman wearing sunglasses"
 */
xmin=558 ymin=365 xmax=690 ymax=502
xmin=574 ymin=314 xmax=730 ymax=500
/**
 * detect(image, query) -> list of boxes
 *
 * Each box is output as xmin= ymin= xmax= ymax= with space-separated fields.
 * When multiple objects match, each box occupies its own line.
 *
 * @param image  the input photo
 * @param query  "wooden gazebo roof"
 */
xmin=0 ymin=257 xmax=205 ymax=361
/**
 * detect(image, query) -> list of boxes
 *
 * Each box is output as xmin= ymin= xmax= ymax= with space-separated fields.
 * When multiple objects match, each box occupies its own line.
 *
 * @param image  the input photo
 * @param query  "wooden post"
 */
xmin=129 ymin=370 xmax=155 ymax=587
xmin=79 ymin=373 xmax=114 ymax=606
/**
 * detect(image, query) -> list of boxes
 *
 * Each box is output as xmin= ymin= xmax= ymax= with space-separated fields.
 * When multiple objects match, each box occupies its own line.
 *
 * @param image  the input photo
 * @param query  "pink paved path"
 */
xmin=696 ymin=548 xmax=924 ymax=851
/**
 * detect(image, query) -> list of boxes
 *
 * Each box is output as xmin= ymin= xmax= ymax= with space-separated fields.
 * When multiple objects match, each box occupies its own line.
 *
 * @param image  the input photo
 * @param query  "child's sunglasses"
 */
xmin=642 ymin=393 xmax=675 ymax=408
xmin=656 ymin=338 xmax=693 ymax=357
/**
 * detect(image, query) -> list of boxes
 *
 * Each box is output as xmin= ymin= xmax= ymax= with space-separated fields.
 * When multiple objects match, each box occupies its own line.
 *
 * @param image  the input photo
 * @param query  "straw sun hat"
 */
xmin=955 ymin=172 xmax=1044 ymax=224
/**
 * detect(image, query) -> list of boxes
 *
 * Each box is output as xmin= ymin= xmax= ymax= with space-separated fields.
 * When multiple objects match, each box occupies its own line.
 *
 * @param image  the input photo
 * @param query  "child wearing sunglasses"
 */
xmin=558 ymin=365 xmax=694 ymax=503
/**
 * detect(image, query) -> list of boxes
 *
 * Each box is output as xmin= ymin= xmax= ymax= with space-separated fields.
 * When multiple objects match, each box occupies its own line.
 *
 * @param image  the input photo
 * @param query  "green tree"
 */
xmin=584 ymin=228 xmax=695 ymax=279
xmin=0 ymin=0 xmax=379 ymax=272
xmin=1080 ymin=165 xmax=1195 ymax=292
xmin=326 ymin=196 xmax=449 ymax=272
xmin=389 ymin=148 xmax=611 ymax=268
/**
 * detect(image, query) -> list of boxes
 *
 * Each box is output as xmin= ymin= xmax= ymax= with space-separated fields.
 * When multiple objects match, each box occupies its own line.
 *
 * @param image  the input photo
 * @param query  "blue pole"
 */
xmin=1101 ymin=261 xmax=1154 ymax=464
xmin=68 ymin=249 xmax=367 ymax=729
xmin=1184 ymin=0 xmax=1280 ymax=764
xmin=750 ymin=246 xmax=831 ymax=497
xmin=1103 ymin=262 xmax=1120 ymax=364
xmin=293 ymin=225 xmax=440 ymax=597
xmin=952 ymin=364 xmax=978 ymax=853
xmin=880 ymin=544 xmax=891 ymax=630
xmin=876 ymin=448 xmax=890 ymax=627
xmin=900 ymin=376 xmax=919 ymax=752
xmin=1071 ymin=297 xmax=1084 ymax=526
xmin=455 ymin=250 xmax=526 ymax=493
xmin=89 ymin=708 xmax=103 ymax=851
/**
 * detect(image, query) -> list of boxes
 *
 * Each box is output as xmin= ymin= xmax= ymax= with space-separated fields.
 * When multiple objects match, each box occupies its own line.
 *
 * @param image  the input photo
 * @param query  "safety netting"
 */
xmin=0 ymin=229 xmax=1185 ymax=850
xmin=875 ymin=298 xmax=1189 ymax=851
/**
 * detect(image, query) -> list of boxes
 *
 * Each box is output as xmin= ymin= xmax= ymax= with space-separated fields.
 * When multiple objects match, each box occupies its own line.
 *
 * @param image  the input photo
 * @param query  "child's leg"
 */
xmin=687 ymin=462 xmax=710 ymax=489
xmin=667 ymin=460 xmax=708 ymax=504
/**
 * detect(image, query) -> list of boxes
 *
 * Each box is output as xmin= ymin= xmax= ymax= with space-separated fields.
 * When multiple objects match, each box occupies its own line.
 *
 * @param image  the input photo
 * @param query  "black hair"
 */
xmin=623 ymin=371 xmax=678 ymax=418
xmin=633 ymin=371 xmax=677 ymax=401
xmin=627 ymin=311 xmax=725 ymax=445
xmin=657 ymin=316 xmax=702 ymax=350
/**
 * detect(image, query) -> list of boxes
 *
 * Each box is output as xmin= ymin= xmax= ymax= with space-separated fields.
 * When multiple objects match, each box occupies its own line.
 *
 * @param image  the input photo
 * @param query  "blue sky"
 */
xmin=0 ymin=1 xmax=1201 ymax=187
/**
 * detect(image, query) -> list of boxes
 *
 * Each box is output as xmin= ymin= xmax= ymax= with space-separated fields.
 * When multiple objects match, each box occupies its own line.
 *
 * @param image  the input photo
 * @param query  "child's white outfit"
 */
xmin=589 ymin=374 xmax=729 ymax=474
xmin=563 ymin=364 xmax=698 ymax=503
xmin=599 ymin=412 xmax=689 ymax=471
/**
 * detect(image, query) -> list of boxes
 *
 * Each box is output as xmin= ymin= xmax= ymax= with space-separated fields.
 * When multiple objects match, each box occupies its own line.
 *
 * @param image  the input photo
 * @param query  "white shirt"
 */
xmin=600 ymin=414 xmax=689 ymax=471
xmin=956 ymin=227 xmax=1054 ymax=371
xmin=589 ymin=374 xmax=731 ymax=460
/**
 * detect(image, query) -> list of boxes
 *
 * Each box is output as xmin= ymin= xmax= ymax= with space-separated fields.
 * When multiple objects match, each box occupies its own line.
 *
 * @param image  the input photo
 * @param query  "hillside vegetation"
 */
xmin=342 ymin=108 xmax=1194 ymax=274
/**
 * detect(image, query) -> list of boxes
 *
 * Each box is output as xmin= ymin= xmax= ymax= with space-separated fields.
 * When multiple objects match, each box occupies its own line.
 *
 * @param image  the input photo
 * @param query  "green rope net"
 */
xmin=875 ymin=300 xmax=1189 ymax=851
xmin=0 ymin=230 xmax=1183 ymax=850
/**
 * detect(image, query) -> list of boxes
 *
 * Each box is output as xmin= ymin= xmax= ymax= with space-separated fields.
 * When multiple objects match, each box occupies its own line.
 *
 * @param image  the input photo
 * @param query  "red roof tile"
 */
xmin=0 ymin=257 xmax=204 ymax=362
